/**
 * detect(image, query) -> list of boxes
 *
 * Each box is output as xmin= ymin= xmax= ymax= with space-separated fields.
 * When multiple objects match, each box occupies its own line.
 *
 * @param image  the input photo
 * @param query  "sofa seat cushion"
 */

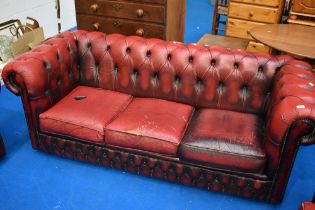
xmin=105 ymin=98 xmax=194 ymax=157
xmin=179 ymin=109 xmax=266 ymax=173
xmin=40 ymin=86 xmax=132 ymax=143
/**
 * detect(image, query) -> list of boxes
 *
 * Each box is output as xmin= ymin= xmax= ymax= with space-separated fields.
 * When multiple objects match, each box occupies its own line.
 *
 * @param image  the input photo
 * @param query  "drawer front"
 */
xmin=292 ymin=0 xmax=315 ymax=15
xmin=246 ymin=41 xmax=271 ymax=53
xmin=228 ymin=2 xmax=279 ymax=23
xmin=226 ymin=18 xmax=265 ymax=40
xmin=77 ymin=15 xmax=165 ymax=39
xmin=75 ymin=0 xmax=166 ymax=24
xmin=128 ymin=0 xmax=166 ymax=4
xmin=230 ymin=0 xmax=281 ymax=7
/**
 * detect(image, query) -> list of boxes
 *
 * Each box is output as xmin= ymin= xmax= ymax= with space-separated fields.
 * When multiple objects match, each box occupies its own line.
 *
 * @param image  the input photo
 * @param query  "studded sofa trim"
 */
xmin=38 ymin=132 xmax=272 ymax=202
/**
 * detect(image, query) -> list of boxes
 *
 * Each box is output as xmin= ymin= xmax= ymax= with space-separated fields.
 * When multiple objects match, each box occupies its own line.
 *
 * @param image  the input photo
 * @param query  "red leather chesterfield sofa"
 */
xmin=2 ymin=30 xmax=315 ymax=203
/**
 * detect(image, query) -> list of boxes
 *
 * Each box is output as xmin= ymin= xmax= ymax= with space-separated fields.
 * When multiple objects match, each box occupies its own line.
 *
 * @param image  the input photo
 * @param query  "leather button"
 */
xmin=152 ymin=72 xmax=159 ymax=79
xmin=132 ymin=69 xmax=138 ymax=76
xmin=211 ymin=59 xmax=216 ymax=66
xmin=188 ymin=56 xmax=193 ymax=63
xmin=146 ymin=50 xmax=151 ymax=58
xmin=175 ymin=74 xmax=181 ymax=82
xmin=196 ymin=77 xmax=203 ymax=85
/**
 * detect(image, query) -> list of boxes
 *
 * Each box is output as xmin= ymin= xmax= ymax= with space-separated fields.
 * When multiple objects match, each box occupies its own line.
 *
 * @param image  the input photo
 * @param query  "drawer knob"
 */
xmin=136 ymin=28 xmax=145 ymax=37
xmin=249 ymin=11 xmax=254 ymax=17
xmin=113 ymin=21 xmax=123 ymax=28
xmin=93 ymin=22 xmax=100 ymax=31
xmin=136 ymin=9 xmax=144 ymax=17
xmin=290 ymin=15 xmax=297 ymax=20
xmin=112 ymin=3 xmax=123 ymax=11
xmin=90 ymin=4 xmax=98 ymax=12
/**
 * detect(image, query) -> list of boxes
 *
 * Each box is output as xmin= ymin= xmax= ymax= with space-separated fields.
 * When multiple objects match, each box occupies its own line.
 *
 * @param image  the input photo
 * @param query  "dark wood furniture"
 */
xmin=74 ymin=0 xmax=186 ymax=42
xmin=249 ymin=24 xmax=315 ymax=59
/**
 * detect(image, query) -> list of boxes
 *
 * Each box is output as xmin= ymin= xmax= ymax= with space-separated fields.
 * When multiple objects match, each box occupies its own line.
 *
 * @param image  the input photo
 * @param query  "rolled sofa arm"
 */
xmin=265 ymin=59 xmax=315 ymax=203
xmin=1 ymin=31 xmax=81 ymax=148
xmin=3 ymin=31 xmax=80 ymax=98
xmin=266 ymin=59 xmax=315 ymax=148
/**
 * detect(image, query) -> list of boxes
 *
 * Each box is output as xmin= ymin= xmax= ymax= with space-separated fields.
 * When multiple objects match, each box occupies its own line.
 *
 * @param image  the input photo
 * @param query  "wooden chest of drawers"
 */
xmin=75 ymin=0 xmax=186 ymax=42
xmin=288 ymin=0 xmax=315 ymax=27
xmin=226 ymin=0 xmax=284 ymax=53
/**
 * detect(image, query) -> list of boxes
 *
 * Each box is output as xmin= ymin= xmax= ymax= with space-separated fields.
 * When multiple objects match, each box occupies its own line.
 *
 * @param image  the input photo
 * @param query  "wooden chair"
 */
xmin=211 ymin=0 xmax=229 ymax=35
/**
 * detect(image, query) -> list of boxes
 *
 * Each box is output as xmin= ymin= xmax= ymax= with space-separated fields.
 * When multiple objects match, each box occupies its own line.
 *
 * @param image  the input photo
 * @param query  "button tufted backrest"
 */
xmin=73 ymin=31 xmax=292 ymax=114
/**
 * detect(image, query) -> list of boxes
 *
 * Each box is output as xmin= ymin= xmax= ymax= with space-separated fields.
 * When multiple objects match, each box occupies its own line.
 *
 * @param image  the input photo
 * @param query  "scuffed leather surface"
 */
xmin=264 ymin=60 xmax=315 ymax=174
xmin=106 ymin=98 xmax=194 ymax=156
xmin=40 ymin=86 xmax=132 ymax=143
xmin=75 ymin=31 xmax=287 ymax=114
xmin=179 ymin=109 xmax=266 ymax=173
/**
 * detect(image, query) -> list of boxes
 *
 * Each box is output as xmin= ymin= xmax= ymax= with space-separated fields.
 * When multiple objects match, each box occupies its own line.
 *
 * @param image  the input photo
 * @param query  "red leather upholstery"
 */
xmin=179 ymin=109 xmax=265 ymax=173
xmin=106 ymin=98 xmax=194 ymax=156
xmin=1 ymin=32 xmax=81 ymax=148
xmin=264 ymin=60 xmax=315 ymax=174
xmin=40 ymin=86 xmax=132 ymax=143
xmin=75 ymin=31 xmax=283 ymax=115
xmin=2 ymin=30 xmax=315 ymax=203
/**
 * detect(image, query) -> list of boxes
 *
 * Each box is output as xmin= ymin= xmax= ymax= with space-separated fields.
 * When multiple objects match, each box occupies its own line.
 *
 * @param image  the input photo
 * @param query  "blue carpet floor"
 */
xmin=1 ymin=0 xmax=314 ymax=209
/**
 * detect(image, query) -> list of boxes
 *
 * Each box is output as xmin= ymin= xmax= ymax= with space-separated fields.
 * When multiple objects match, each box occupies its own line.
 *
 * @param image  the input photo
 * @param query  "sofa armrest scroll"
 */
xmin=3 ymin=69 xmax=24 ymax=96
xmin=1 ymin=32 xmax=81 ymax=149
xmin=266 ymin=60 xmax=315 ymax=146
xmin=2 ymin=32 xmax=80 ymax=103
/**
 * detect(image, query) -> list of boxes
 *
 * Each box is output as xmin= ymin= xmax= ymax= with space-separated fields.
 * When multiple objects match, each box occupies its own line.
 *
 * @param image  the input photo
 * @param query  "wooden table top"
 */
xmin=197 ymin=34 xmax=249 ymax=50
xmin=249 ymin=24 xmax=315 ymax=59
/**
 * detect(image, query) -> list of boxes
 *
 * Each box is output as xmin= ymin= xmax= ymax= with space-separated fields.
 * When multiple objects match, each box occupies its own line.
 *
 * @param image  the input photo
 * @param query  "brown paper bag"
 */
xmin=10 ymin=27 xmax=45 ymax=57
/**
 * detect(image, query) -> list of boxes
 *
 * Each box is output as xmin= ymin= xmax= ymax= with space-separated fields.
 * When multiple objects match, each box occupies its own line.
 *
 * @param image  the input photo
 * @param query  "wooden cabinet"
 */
xmin=288 ymin=0 xmax=315 ymax=26
xmin=226 ymin=18 xmax=264 ymax=40
xmin=228 ymin=0 xmax=281 ymax=7
xmin=74 ymin=0 xmax=186 ymax=42
xmin=226 ymin=0 xmax=284 ymax=53
xmin=291 ymin=0 xmax=315 ymax=15
xmin=228 ymin=2 xmax=279 ymax=23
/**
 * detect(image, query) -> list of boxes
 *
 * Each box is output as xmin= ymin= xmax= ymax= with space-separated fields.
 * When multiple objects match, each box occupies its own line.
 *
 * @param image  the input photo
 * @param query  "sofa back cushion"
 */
xmin=73 ymin=31 xmax=286 ymax=114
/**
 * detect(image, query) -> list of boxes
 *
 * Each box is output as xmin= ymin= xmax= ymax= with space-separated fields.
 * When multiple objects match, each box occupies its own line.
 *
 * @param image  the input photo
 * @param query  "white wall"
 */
xmin=0 ymin=0 xmax=77 ymax=38
xmin=60 ymin=0 xmax=77 ymax=32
